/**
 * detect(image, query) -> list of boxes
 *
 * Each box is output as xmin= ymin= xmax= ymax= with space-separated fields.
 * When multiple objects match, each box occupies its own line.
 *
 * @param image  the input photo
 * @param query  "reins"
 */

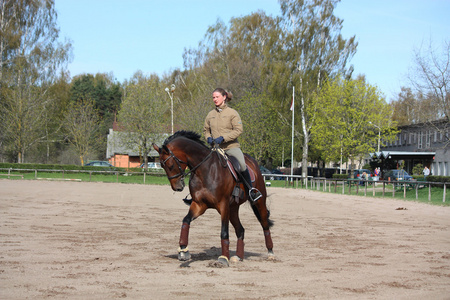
xmin=162 ymin=146 xmax=214 ymax=181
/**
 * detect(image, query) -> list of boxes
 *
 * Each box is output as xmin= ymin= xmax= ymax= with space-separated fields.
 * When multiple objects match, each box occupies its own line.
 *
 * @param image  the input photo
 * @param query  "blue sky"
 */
xmin=55 ymin=0 xmax=449 ymax=100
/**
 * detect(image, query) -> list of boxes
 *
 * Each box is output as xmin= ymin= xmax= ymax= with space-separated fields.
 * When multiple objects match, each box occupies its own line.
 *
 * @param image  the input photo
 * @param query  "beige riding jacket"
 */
xmin=203 ymin=103 xmax=243 ymax=151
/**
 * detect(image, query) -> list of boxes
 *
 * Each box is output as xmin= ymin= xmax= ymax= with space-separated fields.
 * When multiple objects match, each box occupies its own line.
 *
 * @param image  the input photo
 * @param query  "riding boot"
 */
xmin=240 ymin=169 xmax=262 ymax=202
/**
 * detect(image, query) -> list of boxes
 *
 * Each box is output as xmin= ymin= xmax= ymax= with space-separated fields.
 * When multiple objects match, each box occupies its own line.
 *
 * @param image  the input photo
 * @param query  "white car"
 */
xmin=140 ymin=162 xmax=162 ymax=169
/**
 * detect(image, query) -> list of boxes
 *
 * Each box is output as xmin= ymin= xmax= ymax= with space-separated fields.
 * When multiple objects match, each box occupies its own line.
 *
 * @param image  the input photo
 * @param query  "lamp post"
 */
xmin=369 ymin=121 xmax=381 ymax=152
xmin=165 ymin=84 xmax=176 ymax=135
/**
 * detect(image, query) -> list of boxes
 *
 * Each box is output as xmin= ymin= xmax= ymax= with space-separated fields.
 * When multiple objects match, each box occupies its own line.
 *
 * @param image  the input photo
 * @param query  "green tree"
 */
xmin=312 ymin=76 xmax=397 ymax=176
xmin=0 ymin=0 xmax=72 ymax=162
xmin=69 ymin=73 xmax=122 ymax=159
xmin=118 ymin=72 xmax=169 ymax=170
xmin=179 ymin=12 xmax=279 ymax=114
xmin=273 ymin=0 xmax=357 ymax=179
xmin=234 ymin=92 xmax=289 ymax=165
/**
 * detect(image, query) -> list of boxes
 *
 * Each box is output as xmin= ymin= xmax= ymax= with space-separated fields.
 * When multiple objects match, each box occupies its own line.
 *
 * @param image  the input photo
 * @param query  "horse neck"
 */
xmin=176 ymin=140 xmax=211 ymax=168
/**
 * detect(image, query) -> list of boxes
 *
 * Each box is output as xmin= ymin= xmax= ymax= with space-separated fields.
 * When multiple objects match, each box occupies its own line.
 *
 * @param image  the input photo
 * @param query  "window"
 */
xmin=426 ymin=131 xmax=431 ymax=148
xmin=418 ymin=131 xmax=422 ymax=149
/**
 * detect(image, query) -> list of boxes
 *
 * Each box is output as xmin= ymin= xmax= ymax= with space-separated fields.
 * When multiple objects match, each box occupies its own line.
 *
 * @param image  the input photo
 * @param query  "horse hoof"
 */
xmin=230 ymin=255 xmax=243 ymax=263
xmin=178 ymin=251 xmax=191 ymax=261
xmin=217 ymin=255 xmax=229 ymax=267
xmin=267 ymin=251 xmax=275 ymax=260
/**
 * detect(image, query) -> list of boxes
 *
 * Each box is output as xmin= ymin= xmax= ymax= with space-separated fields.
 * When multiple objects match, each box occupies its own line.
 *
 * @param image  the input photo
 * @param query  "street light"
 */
xmin=165 ymin=84 xmax=176 ymax=135
xmin=369 ymin=121 xmax=381 ymax=152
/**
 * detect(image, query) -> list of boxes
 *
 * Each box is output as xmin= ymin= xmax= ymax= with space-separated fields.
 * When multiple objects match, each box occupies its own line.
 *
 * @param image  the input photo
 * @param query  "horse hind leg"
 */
xmin=251 ymin=200 xmax=275 ymax=260
xmin=264 ymin=229 xmax=275 ymax=260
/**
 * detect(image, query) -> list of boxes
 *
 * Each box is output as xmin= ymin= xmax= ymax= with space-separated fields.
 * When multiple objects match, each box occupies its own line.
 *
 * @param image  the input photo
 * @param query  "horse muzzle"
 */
xmin=171 ymin=178 xmax=185 ymax=192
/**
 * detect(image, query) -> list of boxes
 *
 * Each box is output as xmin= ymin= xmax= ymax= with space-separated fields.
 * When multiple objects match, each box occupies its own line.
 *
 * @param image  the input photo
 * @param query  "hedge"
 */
xmin=0 ymin=162 xmax=124 ymax=172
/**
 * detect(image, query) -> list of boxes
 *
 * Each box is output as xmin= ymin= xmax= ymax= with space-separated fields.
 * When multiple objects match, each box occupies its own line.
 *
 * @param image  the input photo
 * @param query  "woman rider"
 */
xmin=203 ymin=88 xmax=262 ymax=202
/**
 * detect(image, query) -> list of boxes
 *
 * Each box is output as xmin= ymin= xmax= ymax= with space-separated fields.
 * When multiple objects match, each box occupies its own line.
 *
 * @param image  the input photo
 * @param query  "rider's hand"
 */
xmin=215 ymin=136 xmax=224 ymax=144
xmin=207 ymin=137 xmax=213 ymax=145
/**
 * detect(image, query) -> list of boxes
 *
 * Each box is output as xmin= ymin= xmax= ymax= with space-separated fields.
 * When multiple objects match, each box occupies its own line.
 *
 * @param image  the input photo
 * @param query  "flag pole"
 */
xmin=290 ymin=86 xmax=295 ymax=181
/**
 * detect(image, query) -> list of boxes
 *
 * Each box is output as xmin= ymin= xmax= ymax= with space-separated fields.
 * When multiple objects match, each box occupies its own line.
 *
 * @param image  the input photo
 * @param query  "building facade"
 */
xmin=106 ymin=127 xmax=167 ymax=169
xmin=376 ymin=119 xmax=449 ymax=176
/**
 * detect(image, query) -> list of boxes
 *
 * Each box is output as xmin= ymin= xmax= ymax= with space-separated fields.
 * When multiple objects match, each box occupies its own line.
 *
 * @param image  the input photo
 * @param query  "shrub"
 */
xmin=332 ymin=174 xmax=348 ymax=179
xmin=412 ymin=163 xmax=424 ymax=176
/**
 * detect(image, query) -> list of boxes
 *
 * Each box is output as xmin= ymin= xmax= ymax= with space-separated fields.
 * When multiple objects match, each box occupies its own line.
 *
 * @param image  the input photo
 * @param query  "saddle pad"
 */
xmin=226 ymin=159 xmax=256 ymax=183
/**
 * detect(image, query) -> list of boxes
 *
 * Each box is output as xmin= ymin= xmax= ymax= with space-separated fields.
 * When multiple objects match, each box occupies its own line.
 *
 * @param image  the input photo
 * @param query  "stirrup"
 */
xmin=249 ymin=188 xmax=262 ymax=202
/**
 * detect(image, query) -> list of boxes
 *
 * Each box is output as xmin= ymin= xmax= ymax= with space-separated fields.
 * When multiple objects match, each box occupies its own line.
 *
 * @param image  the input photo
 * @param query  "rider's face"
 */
xmin=212 ymin=91 xmax=226 ymax=107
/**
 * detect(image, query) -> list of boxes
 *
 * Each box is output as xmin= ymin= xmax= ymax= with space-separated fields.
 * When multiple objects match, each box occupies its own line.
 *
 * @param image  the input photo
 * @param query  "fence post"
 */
xmin=444 ymin=183 xmax=446 ymax=203
xmin=364 ymin=181 xmax=367 ymax=196
xmin=416 ymin=183 xmax=419 ymax=199
xmin=428 ymin=183 xmax=431 ymax=201
xmin=403 ymin=183 xmax=406 ymax=198
xmin=342 ymin=181 xmax=345 ymax=194
xmin=373 ymin=181 xmax=375 ymax=197
xmin=144 ymin=172 xmax=146 ymax=184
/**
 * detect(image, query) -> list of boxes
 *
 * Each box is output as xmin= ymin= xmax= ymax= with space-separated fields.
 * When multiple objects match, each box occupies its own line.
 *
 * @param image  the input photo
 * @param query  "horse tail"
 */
xmin=250 ymin=202 xmax=274 ymax=228
xmin=182 ymin=195 xmax=192 ymax=206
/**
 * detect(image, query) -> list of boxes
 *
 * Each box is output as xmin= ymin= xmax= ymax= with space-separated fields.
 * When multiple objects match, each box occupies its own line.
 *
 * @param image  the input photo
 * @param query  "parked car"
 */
xmin=259 ymin=166 xmax=276 ymax=180
xmin=140 ymin=162 xmax=162 ymax=169
xmin=271 ymin=169 xmax=285 ymax=180
xmin=84 ymin=161 xmax=115 ymax=168
xmin=384 ymin=169 xmax=414 ymax=181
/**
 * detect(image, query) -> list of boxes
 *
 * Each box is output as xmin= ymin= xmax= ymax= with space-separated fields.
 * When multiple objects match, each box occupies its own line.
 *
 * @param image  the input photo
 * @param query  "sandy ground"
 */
xmin=1 ymin=179 xmax=449 ymax=299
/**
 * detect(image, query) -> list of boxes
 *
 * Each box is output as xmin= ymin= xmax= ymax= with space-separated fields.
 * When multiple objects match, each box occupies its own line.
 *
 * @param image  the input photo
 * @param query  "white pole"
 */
xmin=171 ymin=95 xmax=174 ymax=135
xmin=291 ymin=86 xmax=295 ymax=181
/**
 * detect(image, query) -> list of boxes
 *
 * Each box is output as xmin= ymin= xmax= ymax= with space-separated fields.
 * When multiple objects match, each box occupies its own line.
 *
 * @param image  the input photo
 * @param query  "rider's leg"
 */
xmin=226 ymin=148 xmax=262 ymax=202
xmin=241 ymin=168 xmax=262 ymax=202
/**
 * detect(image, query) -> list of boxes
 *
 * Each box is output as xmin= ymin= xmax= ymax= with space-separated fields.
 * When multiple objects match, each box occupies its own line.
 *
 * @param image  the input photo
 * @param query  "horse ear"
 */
xmin=152 ymin=143 xmax=160 ymax=153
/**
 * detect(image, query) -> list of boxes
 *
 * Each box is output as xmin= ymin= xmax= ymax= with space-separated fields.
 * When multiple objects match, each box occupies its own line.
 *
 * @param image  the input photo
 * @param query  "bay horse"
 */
xmin=152 ymin=130 xmax=274 ymax=267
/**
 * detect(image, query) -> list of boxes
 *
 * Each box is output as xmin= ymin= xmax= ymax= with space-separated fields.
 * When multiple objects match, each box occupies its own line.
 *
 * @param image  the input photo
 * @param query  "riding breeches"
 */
xmin=225 ymin=147 xmax=247 ymax=171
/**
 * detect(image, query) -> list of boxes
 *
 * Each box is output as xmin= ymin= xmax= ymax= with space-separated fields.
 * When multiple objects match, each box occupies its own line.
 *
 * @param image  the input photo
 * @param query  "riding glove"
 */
xmin=207 ymin=137 xmax=214 ymax=145
xmin=215 ymin=136 xmax=224 ymax=144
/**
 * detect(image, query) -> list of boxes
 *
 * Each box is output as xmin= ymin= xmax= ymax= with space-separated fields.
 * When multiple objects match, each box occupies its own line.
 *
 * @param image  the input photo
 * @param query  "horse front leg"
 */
xmin=217 ymin=202 xmax=231 ymax=267
xmin=178 ymin=202 xmax=206 ymax=261
xmin=230 ymin=204 xmax=245 ymax=262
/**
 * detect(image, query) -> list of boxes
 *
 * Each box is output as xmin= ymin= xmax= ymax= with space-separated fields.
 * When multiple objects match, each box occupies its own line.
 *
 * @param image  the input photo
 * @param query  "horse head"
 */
xmin=152 ymin=142 xmax=188 ymax=192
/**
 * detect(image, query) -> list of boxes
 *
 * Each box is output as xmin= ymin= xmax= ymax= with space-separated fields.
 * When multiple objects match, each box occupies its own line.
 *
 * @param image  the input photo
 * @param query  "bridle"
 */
xmin=161 ymin=146 xmax=214 ymax=181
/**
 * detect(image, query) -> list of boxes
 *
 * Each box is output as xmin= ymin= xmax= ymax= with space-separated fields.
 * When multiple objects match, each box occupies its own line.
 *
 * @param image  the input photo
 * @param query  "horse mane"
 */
xmin=163 ymin=130 xmax=207 ymax=148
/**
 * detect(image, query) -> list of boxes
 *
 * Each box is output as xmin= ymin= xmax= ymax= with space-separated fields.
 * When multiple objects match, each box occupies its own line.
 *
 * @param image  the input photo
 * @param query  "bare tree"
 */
xmin=63 ymin=99 xmax=100 ymax=165
xmin=408 ymin=39 xmax=449 ymax=121
xmin=0 ymin=0 xmax=72 ymax=162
